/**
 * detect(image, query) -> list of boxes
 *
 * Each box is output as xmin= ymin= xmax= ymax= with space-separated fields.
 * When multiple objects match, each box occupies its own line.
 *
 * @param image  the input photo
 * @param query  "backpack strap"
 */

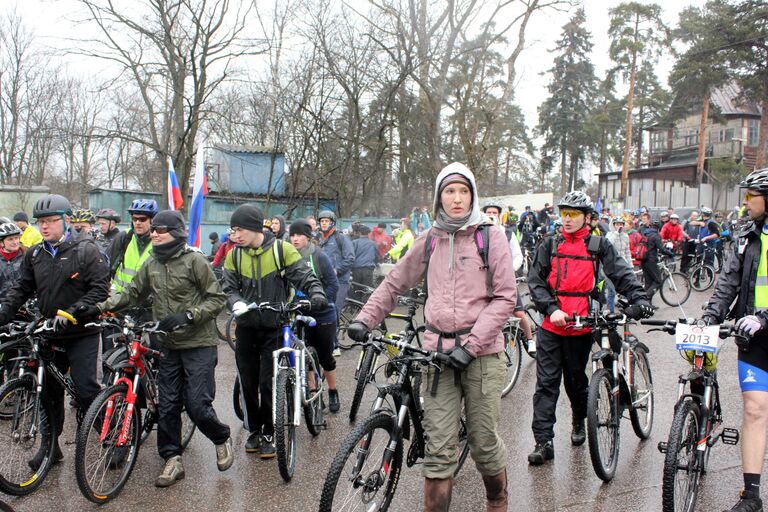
xmin=422 ymin=228 xmax=435 ymax=304
xmin=474 ymin=225 xmax=493 ymax=298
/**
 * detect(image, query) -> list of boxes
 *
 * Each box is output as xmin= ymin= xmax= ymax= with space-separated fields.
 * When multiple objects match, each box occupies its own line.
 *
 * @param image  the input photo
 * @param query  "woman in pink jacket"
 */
xmin=347 ymin=162 xmax=517 ymax=512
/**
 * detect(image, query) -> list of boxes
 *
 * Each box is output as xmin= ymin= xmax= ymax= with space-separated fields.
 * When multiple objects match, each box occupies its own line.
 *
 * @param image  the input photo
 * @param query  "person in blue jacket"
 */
xmin=289 ymin=219 xmax=342 ymax=412
xmin=351 ymin=224 xmax=379 ymax=287
xmin=317 ymin=210 xmax=354 ymax=354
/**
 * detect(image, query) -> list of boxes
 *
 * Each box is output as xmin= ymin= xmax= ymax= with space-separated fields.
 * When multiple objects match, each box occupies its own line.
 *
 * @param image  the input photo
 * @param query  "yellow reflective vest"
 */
xmin=112 ymin=236 xmax=152 ymax=294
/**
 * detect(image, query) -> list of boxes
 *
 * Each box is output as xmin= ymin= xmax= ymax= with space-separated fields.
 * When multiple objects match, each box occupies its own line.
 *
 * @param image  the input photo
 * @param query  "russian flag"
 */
xmin=167 ymin=157 xmax=184 ymax=210
xmin=187 ymin=137 xmax=208 ymax=248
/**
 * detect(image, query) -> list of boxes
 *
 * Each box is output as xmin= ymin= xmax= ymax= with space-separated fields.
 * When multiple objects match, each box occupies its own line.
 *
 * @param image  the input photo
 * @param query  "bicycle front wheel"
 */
xmin=0 ymin=377 xmax=54 ymax=496
xmin=500 ymin=328 xmax=522 ymax=397
xmin=629 ymin=346 xmax=654 ymax=439
xmin=304 ymin=347 xmax=325 ymax=437
xmin=337 ymin=301 xmax=363 ymax=350
xmin=587 ymin=368 xmax=620 ymax=482
xmin=225 ymin=315 xmax=237 ymax=352
xmin=275 ymin=369 xmax=297 ymax=482
xmin=319 ymin=412 xmax=401 ymax=512
xmin=690 ymin=265 xmax=715 ymax=292
xmin=349 ymin=345 xmax=376 ymax=423
xmin=660 ymin=272 xmax=691 ymax=307
xmin=75 ymin=383 xmax=141 ymax=504
xmin=662 ymin=400 xmax=701 ymax=512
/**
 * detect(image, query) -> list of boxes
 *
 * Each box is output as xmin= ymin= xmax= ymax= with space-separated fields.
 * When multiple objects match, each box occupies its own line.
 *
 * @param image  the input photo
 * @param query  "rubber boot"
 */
xmin=482 ymin=469 xmax=508 ymax=512
xmin=423 ymin=477 xmax=453 ymax=512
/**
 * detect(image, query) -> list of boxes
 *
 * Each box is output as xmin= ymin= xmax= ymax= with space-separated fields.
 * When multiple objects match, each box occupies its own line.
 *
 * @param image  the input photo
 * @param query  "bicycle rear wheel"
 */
xmin=500 ymin=328 xmax=522 ymax=397
xmin=225 ymin=315 xmax=237 ymax=352
xmin=662 ymin=400 xmax=701 ymax=512
xmin=215 ymin=312 xmax=229 ymax=342
xmin=304 ymin=347 xmax=325 ymax=437
xmin=0 ymin=341 xmax=33 ymax=419
xmin=587 ymin=368 xmax=620 ymax=482
xmin=629 ymin=346 xmax=654 ymax=439
xmin=660 ymin=272 xmax=691 ymax=307
xmin=0 ymin=377 xmax=54 ymax=496
xmin=337 ymin=301 xmax=363 ymax=350
xmin=275 ymin=368 xmax=297 ymax=482
xmin=690 ymin=265 xmax=715 ymax=292
xmin=349 ymin=345 xmax=376 ymax=423
xmin=75 ymin=383 xmax=141 ymax=504
xmin=319 ymin=412 xmax=401 ymax=512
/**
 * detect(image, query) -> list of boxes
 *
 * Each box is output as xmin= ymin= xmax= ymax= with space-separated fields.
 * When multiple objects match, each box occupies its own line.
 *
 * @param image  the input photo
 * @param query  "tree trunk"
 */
xmin=635 ymin=103 xmax=644 ymax=169
xmin=696 ymin=91 xmax=710 ymax=183
xmin=620 ymin=49 xmax=637 ymax=199
xmin=559 ymin=138 xmax=567 ymax=195
xmin=757 ymin=95 xmax=768 ymax=169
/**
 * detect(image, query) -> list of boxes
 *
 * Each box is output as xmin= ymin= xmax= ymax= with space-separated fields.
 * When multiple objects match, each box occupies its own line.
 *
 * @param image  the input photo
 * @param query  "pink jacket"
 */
xmin=355 ymin=223 xmax=517 ymax=356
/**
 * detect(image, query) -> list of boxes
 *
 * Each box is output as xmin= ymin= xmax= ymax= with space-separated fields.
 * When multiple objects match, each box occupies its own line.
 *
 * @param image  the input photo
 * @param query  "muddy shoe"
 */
xmin=527 ymin=441 xmax=554 ymax=466
xmin=155 ymin=455 xmax=185 ymax=488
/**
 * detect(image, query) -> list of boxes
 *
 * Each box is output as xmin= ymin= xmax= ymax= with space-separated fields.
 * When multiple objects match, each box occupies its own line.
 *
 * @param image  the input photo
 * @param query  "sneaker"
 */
xmin=28 ymin=442 xmax=63 ymax=470
xmin=259 ymin=435 xmax=276 ymax=459
xmin=724 ymin=491 xmax=763 ymax=512
xmin=571 ymin=419 xmax=586 ymax=446
xmin=328 ymin=389 xmax=340 ymax=414
xmin=527 ymin=441 xmax=554 ymax=466
xmin=155 ymin=455 xmax=185 ymax=487
xmin=333 ymin=348 xmax=342 ymax=357
xmin=216 ymin=437 xmax=234 ymax=471
xmin=245 ymin=431 xmax=261 ymax=453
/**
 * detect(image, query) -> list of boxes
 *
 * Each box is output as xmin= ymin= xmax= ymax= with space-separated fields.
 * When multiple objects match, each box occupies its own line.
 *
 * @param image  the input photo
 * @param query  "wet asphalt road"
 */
xmin=3 ymin=287 xmax=755 ymax=512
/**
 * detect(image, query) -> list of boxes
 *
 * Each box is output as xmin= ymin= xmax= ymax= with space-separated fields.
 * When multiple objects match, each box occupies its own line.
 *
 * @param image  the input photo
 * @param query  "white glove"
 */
xmin=52 ymin=316 xmax=72 ymax=331
xmin=665 ymin=242 xmax=674 ymax=251
xmin=232 ymin=301 xmax=249 ymax=317
xmin=736 ymin=315 xmax=767 ymax=338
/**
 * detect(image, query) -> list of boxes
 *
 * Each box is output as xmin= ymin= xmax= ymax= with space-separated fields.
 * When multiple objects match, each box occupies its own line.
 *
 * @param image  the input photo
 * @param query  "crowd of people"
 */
xmin=1 ymin=164 xmax=767 ymax=512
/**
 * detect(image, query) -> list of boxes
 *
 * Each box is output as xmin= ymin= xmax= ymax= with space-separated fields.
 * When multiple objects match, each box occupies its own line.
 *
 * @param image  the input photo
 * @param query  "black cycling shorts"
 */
xmin=306 ymin=321 xmax=337 ymax=373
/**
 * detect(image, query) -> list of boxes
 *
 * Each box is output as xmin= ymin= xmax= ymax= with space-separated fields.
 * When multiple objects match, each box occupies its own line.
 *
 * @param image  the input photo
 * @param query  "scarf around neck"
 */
xmin=152 ymin=237 xmax=186 ymax=264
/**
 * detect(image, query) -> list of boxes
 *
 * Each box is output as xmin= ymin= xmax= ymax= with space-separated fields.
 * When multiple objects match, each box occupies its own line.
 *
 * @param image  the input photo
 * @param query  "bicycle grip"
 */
xmin=433 ymin=352 xmax=452 ymax=365
xmin=56 ymin=309 xmax=77 ymax=325
xmin=639 ymin=319 xmax=669 ymax=326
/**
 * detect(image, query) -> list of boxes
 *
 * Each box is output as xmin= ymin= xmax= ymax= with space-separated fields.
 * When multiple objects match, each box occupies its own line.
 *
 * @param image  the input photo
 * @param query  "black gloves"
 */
xmin=310 ymin=294 xmax=328 ymax=311
xmin=158 ymin=311 xmax=192 ymax=333
xmin=445 ymin=345 xmax=475 ymax=371
xmin=0 ymin=304 xmax=14 ymax=327
xmin=74 ymin=304 xmax=102 ymax=323
xmin=625 ymin=302 xmax=654 ymax=320
xmin=347 ymin=321 xmax=370 ymax=342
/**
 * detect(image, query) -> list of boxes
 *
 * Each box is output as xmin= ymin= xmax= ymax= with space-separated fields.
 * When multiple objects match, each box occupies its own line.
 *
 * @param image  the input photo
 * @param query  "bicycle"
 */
xmin=501 ymin=317 xmax=525 ymax=397
xmin=657 ymin=255 xmax=691 ymax=307
xmin=0 ymin=313 xmax=94 ymax=496
xmin=567 ymin=304 xmax=654 ymax=482
xmin=236 ymin=300 xmax=326 ymax=482
xmin=688 ymin=245 xmax=718 ymax=292
xmin=640 ymin=319 xmax=740 ymax=512
xmin=337 ymin=282 xmax=376 ymax=350
xmin=319 ymin=334 xmax=468 ymax=511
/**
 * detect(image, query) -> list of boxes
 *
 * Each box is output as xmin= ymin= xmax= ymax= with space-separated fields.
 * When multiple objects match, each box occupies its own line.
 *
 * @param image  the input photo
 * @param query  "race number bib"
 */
xmin=675 ymin=323 xmax=719 ymax=353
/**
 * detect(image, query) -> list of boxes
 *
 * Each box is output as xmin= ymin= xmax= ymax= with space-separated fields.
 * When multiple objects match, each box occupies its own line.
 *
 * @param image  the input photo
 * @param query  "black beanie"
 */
xmin=289 ymin=219 xmax=313 ymax=238
xmin=358 ymin=224 xmax=371 ymax=235
xmin=231 ymin=204 xmax=264 ymax=231
xmin=151 ymin=210 xmax=186 ymax=239
xmin=13 ymin=212 xmax=28 ymax=222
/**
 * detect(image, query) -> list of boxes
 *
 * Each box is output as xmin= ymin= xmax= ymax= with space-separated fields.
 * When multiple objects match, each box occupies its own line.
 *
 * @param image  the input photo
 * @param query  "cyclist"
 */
xmin=350 ymin=224 xmax=378 ymax=287
xmin=209 ymin=231 xmax=222 ymax=259
xmin=387 ymin=217 xmax=414 ymax=263
xmin=222 ymin=204 xmax=327 ymax=457
xmin=270 ymin=215 xmax=288 ymax=241
xmin=109 ymin=199 xmax=158 ymax=293
xmin=518 ymin=206 xmax=540 ymax=265
xmin=527 ymin=191 xmax=652 ymax=465
xmin=639 ymin=213 xmax=672 ymax=306
xmin=318 ymin=210 xmax=354 ymax=355
xmin=697 ymin=207 xmax=721 ymax=267
xmin=79 ymin=210 xmax=235 ymax=487
xmin=71 ymin=209 xmax=97 ymax=239
xmin=94 ymin=208 xmax=121 ymax=251
xmin=604 ymin=217 xmax=633 ymax=312
xmin=12 ymin=211 xmax=42 ymax=249
xmin=660 ymin=213 xmax=684 ymax=254
xmin=0 ymin=194 xmax=109 ymax=468
xmin=347 ymin=163 xmax=516 ymax=511
xmin=369 ymin=222 xmax=392 ymax=260
xmin=289 ymin=218 xmax=341 ymax=413
xmin=681 ymin=209 xmax=702 ymax=273
xmin=701 ymin=167 xmax=768 ymax=512
xmin=0 ymin=218 xmax=24 ymax=300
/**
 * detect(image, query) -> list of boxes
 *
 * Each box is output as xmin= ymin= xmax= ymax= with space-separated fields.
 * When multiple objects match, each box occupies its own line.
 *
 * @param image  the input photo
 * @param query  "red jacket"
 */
xmin=212 ymin=240 xmax=235 ymax=268
xmin=660 ymin=222 xmax=683 ymax=250
xmin=542 ymin=227 xmax=596 ymax=337
xmin=369 ymin=228 xmax=392 ymax=259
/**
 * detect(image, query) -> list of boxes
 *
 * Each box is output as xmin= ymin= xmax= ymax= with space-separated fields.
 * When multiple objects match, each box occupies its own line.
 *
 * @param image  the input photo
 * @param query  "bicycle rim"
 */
xmin=75 ymin=383 xmax=141 ymax=504
xmin=225 ymin=315 xmax=237 ymax=352
xmin=338 ymin=302 xmax=363 ymax=350
xmin=587 ymin=369 xmax=619 ymax=482
xmin=630 ymin=347 xmax=654 ymax=439
xmin=319 ymin=412 xmax=401 ymax=512
xmin=0 ymin=378 xmax=53 ymax=496
xmin=500 ymin=330 xmax=522 ymax=397
xmin=660 ymin=272 xmax=691 ymax=307
xmin=349 ymin=346 xmax=376 ymax=423
xmin=690 ymin=266 xmax=714 ymax=292
xmin=275 ymin=370 xmax=297 ymax=482
xmin=304 ymin=347 xmax=324 ymax=436
xmin=662 ymin=400 xmax=701 ymax=512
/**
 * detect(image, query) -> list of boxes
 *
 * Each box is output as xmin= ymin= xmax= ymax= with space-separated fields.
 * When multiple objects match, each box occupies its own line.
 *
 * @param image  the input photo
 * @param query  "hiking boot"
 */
xmin=423 ymin=477 xmax=453 ymax=512
xmin=527 ymin=440 xmax=554 ymax=465
xmin=333 ymin=348 xmax=342 ymax=357
xmin=328 ymin=389 xmax=340 ymax=414
xmin=724 ymin=491 xmax=763 ymax=512
xmin=571 ymin=419 xmax=586 ymax=446
xmin=155 ymin=455 xmax=185 ymax=487
xmin=216 ymin=437 xmax=234 ymax=471
xmin=259 ymin=435 xmax=276 ymax=459
xmin=482 ymin=469 xmax=508 ymax=512
xmin=245 ymin=431 xmax=261 ymax=453
xmin=28 ymin=441 xmax=63 ymax=470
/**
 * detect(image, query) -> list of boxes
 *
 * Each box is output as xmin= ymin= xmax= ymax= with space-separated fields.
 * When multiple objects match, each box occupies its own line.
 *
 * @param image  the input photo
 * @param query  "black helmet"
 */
xmin=95 ymin=208 xmax=121 ymax=223
xmin=127 ymin=199 xmax=159 ymax=217
xmin=33 ymin=194 xmax=72 ymax=218
xmin=557 ymin=191 xmax=593 ymax=212
xmin=740 ymin=167 xmax=768 ymax=195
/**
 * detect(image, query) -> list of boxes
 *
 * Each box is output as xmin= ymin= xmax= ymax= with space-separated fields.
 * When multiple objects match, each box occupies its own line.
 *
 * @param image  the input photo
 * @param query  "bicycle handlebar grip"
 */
xmin=639 ymin=319 xmax=669 ymax=326
xmin=56 ymin=309 xmax=77 ymax=326
xmin=433 ymin=352 xmax=452 ymax=365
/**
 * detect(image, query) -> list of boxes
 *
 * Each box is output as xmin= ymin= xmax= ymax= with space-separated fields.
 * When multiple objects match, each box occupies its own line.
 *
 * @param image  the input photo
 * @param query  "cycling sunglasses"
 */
xmin=559 ymin=209 xmax=584 ymax=219
xmin=131 ymin=215 xmax=150 ymax=223
xmin=744 ymin=191 xmax=765 ymax=201
xmin=150 ymin=225 xmax=169 ymax=234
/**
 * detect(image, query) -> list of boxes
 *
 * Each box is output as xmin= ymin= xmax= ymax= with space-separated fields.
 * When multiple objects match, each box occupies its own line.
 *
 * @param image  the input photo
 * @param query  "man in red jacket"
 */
xmin=660 ymin=213 xmax=684 ymax=253
xmin=369 ymin=222 xmax=392 ymax=259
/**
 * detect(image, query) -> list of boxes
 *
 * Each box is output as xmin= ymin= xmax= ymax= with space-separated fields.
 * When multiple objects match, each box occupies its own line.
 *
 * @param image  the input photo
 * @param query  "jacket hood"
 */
xmin=272 ymin=214 xmax=287 ymax=238
xmin=431 ymin=162 xmax=483 ymax=228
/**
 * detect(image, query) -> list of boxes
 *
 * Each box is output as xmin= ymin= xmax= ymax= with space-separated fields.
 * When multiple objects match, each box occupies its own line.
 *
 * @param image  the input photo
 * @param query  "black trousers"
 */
xmin=531 ymin=328 xmax=592 ymax=443
xmin=642 ymin=259 xmax=664 ymax=300
xmin=235 ymin=326 xmax=281 ymax=436
xmin=157 ymin=346 xmax=230 ymax=459
xmin=351 ymin=267 xmax=374 ymax=287
xmin=681 ymin=241 xmax=696 ymax=273
xmin=46 ymin=333 xmax=102 ymax=438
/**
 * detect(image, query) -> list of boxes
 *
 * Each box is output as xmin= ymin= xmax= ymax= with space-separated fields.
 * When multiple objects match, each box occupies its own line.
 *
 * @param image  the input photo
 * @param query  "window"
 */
xmin=749 ymin=119 xmax=760 ymax=146
xmin=718 ymin=127 xmax=735 ymax=143
xmin=684 ymin=128 xmax=699 ymax=146
xmin=651 ymin=131 xmax=666 ymax=153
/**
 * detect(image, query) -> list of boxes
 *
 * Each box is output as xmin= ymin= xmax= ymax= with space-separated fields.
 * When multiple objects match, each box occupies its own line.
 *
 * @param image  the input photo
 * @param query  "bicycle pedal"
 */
xmin=720 ymin=428 xmax=740 ymax=445
xmin=657 ymin=441 xmax=668 ymax=454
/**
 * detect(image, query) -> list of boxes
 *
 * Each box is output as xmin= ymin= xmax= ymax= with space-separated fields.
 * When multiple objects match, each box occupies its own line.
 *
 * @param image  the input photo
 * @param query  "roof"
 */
xmin=710 ymin=82 xmax=762 ymax=116
xmin=602 ymin=152 xmax=698 ymax=176
xmin=212 ymin=144 xmax=283 ymax=155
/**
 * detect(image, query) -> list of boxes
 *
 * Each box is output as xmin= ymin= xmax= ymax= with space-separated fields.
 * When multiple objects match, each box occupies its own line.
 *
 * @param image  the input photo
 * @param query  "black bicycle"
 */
xmin=319 ymin=334 xmax=467 ymax=511
xmin=337 ymin=282 xmax=376 ymax=350
xmin=641 ymin=319 xmax=740 ymax=512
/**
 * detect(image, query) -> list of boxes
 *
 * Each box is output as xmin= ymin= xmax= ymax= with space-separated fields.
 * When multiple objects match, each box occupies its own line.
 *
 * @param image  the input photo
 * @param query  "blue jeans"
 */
xmin=604 ymin=279 xmax=616 ymax=313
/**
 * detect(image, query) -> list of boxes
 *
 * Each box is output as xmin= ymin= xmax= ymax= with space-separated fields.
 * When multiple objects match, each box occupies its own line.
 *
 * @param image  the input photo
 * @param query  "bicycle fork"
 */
xmin=101 ymin=374 xmax=139 ymax=446
xmin=272 ymin=346 xmax=303 ymax=427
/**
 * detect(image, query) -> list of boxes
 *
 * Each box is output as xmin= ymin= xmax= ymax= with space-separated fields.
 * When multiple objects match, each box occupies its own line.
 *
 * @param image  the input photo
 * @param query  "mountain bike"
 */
xmin=319 ymin=334 xmax=467 ymax=511
xmin=567 ymin=304 xmax=654 ymax=482
xmin=239 ymin=300 xmax=326 ymax=482
xmin=641 ymin=319 xmax=740 ymax=512
xmin=337 ymin=282 xmax=376 ymax=350
xmin=658 ymin=255 xmax=691 ymax=307
xmin=688 ymin=245 xmax=718 ymax=292
xmin=501 ymin=317 xmax=524 ymax=397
